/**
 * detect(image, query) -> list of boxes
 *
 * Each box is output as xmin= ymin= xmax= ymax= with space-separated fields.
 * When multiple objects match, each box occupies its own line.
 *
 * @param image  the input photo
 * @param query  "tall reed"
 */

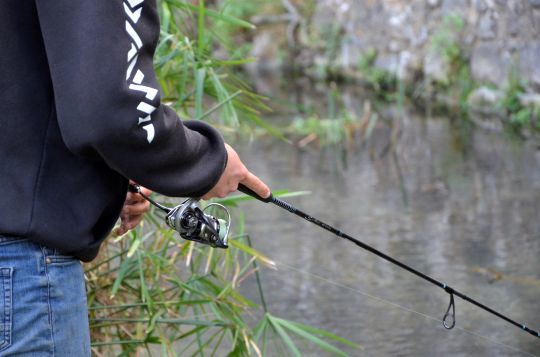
xmin=85 ymin=1 xmax=358 ymax=355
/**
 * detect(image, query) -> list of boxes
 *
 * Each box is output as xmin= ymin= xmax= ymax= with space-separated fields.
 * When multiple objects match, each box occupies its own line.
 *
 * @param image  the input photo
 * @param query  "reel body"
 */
xmin=129 ymin=184 xmax=230 ymax=248
xmin=166 ymin=199 xmax=230 ymax=248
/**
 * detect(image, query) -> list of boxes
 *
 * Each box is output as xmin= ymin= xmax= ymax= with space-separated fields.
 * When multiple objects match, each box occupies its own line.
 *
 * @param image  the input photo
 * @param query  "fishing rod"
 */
xmin=130 ymin=183 xmax=539 ymax=338
xmin=236 ymin=184 xmax=540 ymax=339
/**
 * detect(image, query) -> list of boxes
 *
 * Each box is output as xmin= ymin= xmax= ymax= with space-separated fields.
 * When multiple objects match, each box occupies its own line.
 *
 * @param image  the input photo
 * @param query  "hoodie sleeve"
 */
xmin=34 ymin=0 xmax=227 ymax=197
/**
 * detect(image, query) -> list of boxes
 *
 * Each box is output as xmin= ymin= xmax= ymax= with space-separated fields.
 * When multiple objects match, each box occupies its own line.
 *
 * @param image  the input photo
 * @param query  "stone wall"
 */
xmin=250 ymin=0 xmax=540 ymax=95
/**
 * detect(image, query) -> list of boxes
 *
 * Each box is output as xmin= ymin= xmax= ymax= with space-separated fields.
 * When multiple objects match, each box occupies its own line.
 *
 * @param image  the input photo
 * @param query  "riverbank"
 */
xmin=239 ymin=0 xmax=540 ymax=137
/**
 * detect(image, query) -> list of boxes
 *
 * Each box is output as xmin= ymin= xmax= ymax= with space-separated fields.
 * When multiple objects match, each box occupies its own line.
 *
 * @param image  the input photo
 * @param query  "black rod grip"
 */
xmin=238 ymin=184 xmax=273 ymax=203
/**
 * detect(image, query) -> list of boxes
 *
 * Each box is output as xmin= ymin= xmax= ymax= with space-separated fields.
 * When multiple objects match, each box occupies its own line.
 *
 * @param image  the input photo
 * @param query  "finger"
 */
xmin=125 ymin=192 xmax=145 ymax=205
xmin=126 ymin=191 xmax=151 ymax=204
xmin=114 ymin=226 xmax=127 ymax=236
xmin=126 ymin=182 xmax=152 ymax=201
xmin=122 ymin=201 xmax=150 ymax=215
xmin=127 ymin=214 xmax=145 ymax=229
xmin=139 ymin=187 xmax=152 ymax=196
xmin=240 ymin=172 xmax=271 ymax=198
xmin=115 ymin=213 xmax=131 ymax=235
xmin=121 ymin=220 xmax=135 ymax=232
xmin=120 ymin=214 xmax=144 ymax=232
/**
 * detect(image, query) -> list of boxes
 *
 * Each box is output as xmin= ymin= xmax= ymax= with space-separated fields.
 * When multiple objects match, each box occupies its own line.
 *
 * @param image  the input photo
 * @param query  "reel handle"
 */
xmin=238 ymin=184 xmax=273 ymax=203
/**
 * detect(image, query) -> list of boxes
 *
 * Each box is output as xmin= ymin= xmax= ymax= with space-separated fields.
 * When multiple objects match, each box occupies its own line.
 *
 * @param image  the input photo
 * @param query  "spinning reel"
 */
xmin=128 ymin=184 xmax=230 ymax=248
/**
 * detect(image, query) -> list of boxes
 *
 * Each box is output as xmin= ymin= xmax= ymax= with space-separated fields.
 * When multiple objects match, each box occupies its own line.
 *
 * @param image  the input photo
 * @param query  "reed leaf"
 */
xmin=166 ymin=0 xmax=256 ymax=29
xmin=267 ymin=315 xmax=302 ymax=357
xmin=272 ymin=316 xmax=359 ymax=355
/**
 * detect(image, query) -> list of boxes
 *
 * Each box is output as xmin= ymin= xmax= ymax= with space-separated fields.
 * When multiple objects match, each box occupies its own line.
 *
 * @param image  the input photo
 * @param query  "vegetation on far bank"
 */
xmin=208 ymin=0 xmax=540 ymax=138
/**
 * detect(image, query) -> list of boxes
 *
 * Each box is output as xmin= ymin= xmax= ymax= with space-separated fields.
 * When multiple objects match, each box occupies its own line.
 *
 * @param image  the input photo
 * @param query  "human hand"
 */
xmin=114 ymin=183 xmax=152 ymax=236
xmin=201 ymin=143 xmax=270 ymax=200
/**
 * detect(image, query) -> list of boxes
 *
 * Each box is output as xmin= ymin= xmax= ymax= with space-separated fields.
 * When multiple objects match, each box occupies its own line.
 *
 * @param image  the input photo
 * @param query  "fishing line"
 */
xmin=237 ymin=184 xmax=540 ymax=340
xmin=274 ymin=260 xmax=538 ymax=357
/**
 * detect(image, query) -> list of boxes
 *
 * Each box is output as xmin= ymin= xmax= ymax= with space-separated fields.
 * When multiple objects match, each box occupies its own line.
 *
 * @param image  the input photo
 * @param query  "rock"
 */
xmin=397 ymin=50 xmax=420 ymax=81
xmin=476 ymin=12 xmax=497 ymax=39
xmin=442 ymin=0 xmax=469 ymax=16
xmin=519 ymin=42 xmax=540 ymax=91
xmin=467 ymin=86 xmax=504 ymax=108
xmin=423 ymin=50 xmax=450 ymax=84
xmin=519 ymin=93 xmax=540 ymax=108
xmin=339 ymin=36 xmax=365 ymax=69
xmin=471 ymin=42 xmax=509 ymax=85
xmin=530 ymin=0 xmax=540 ymax=8
xmin=374 ymin=54 xmax=399 ymax=74
xmin=388 ymin=40 xmax=402 ymax=53
xmin=474 ymin=0 xmax=488 ymax=12
xmin=534 ymin=9 xmax=540 ymax=32
xmin=411 ymin=26 xmax=429 ymax=47
xmin=507 ymin=17 xmax=520 ymax=36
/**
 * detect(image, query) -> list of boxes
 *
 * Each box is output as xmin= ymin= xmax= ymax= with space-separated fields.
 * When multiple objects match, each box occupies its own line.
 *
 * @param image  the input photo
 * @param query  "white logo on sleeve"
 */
xmin=124 ymin=0 xmax=157 ymax=144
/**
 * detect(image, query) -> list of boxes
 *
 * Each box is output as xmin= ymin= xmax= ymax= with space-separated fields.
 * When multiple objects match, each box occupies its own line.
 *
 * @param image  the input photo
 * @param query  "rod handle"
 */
xmin=238 ymin=184 xmax=273 ymax=203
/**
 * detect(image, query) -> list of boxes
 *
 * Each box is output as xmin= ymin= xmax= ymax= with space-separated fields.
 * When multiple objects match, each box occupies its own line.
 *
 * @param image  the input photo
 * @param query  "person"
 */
xmin=0 ymin=0 xmax=270 ymax=355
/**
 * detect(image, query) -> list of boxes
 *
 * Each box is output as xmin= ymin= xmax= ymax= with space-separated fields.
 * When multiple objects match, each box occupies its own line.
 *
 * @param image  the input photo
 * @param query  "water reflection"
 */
xmin=234 ymin=84 xmax=540 ymax=356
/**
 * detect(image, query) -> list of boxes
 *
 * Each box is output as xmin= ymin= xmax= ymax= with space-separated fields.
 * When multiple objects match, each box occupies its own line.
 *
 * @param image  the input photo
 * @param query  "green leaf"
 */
xmin=228 ymin=240 xmax=276 ymax=269
xmin=242 ymin=112 xmax=288 ymax=140
xmin=197 ymin=90 xmax=242 ymax=122
xmin=137 ymin=251 xmax=151 ymax=306
xmin=214 ymin=58 xmax=257 ymax=66
xmin=267 ymin=315 xmax=302 ymax=357
xmin=289 ymin=321 xmax=360 ymax=349
xmin=127 ymin=230 xmax=155 ymax=258
xmin=275 ymin=317 xmax=360 ymax=355
xmin=91 ymin=340 xmax=145 ymax=347
xmin=145 ymin=335 xmax=162 ymax=344
xmin=194 ymin=67 xmax=207 ymax=118
xmin=253 ymin=315 xmax=269 ymax=341
xmin=197 ymin=0 xmax=206 ymax=59
xmin=208 ymin=69 xmax=239 ymax=126
xmin=364 ymin=112 xmax=379 ymax=141
xmin=110 ymin=254 xmax=134 ymax=297
xmin=160 ymin=2 xmax=172 ymax=33
xmin=175 ymin=2 xmax=256 ymax=29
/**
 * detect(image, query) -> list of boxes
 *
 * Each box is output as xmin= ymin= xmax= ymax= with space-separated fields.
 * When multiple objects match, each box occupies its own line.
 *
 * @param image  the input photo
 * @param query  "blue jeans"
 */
xmin=0 ymin=236 xmax=90 ymax=356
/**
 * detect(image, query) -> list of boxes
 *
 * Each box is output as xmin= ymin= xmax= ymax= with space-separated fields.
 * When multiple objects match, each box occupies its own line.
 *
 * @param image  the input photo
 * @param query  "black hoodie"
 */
xmin=0 ymin=0 xmax=227 ymax=261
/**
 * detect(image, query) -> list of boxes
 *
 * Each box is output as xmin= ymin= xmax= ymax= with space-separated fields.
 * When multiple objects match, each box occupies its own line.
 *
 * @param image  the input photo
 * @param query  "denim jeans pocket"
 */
xmin=44 ymin=248 xmax=79 ymax=265
xmin=0 ymin=236 xmax=26 ymax=245
xmin=0 ymin=267 xmax=13 ymax=351
xmin=47 ymin=255 xmax=79 ymax=265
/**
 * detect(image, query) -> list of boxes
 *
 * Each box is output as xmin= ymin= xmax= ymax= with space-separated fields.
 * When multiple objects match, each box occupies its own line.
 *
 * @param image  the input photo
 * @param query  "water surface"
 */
xmin=235 ymin=89 xmax=540 ymax=356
